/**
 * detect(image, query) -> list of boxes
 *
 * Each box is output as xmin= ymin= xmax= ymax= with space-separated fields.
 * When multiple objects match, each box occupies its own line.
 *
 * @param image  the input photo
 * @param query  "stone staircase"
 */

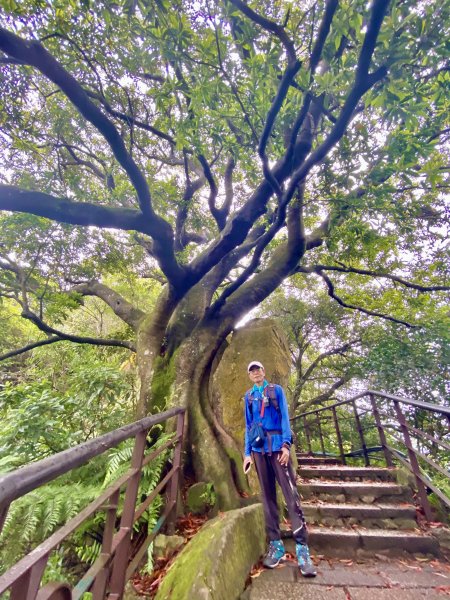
xmin=283 ymin=454 xmax=441 ymax=558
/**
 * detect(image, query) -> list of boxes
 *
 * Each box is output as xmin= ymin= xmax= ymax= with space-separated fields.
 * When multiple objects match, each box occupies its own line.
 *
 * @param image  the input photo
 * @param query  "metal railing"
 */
xmin=293 ymin=390 xmax=450 ymax=521
xmin=0 ymin=407 xmax=185 ymax=600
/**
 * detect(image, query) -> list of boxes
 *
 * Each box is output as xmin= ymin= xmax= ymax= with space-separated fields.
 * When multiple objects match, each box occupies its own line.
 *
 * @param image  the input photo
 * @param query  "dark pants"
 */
xmin=253 ymin=451 xmax=307 ymax=544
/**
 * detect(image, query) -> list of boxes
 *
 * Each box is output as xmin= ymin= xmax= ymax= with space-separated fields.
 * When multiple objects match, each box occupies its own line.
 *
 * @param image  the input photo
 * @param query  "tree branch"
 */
xmin=0 ymin=185 xmax=187 ymax=285
xmin=198 ymin=154 xmax=224 ymax=230
xmin=227 ymin=0 xmax=297 ymax=62
xmin=282 ymin=0 xmax=390 ymax=203
xmin=85 ymin=89 xmax=176 ymax=145
xmin=301 ymin=338 xmax=360 ymax=383
xmin=0 ymin=185 xmax=146 ymax=231
xmin=188 ymin=85 xmax=321 ymax=286
xmin=316 ymin=270 xmax=418 ymax=328
xmin=0 ymin=333 xmax=135 ymax=362
xmin=309 ymin=0 xmax=339 ymax=76
xmin=0 ymin=27 xmax=186 ymax=286
xmin=301 ymin=264 xmax=450 ymax=292
xmin=61 ymin=143 xmax=114 ymax=189
xmin=297 ymin=375 xmax=351 ymax=413
xmin=20 ymin=308 xmax=136 ymax=351
xmin=72 ymin=281 xmax=145 ymax=329
xmin=0 ymin=27 xmax=155 ymax=217
xmin=0 ymin=337 xmax=64 ymax=361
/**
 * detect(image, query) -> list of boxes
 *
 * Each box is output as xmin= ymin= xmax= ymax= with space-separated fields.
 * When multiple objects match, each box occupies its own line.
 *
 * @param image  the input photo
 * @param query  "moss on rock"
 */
xmin=186 ymin=482 xmax=216 ymax=514
xmin=211 ymin=318 xmax=291 ymax=495
xmin=155 ymin=504 xmax=265 ymax=600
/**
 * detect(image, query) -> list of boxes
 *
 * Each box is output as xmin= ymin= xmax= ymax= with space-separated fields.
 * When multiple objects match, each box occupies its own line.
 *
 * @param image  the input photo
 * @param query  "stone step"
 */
xmin=296 ymin=455 xmax=342 ymax=466
xmin=284 ymin=527 xmax=441 ymax=558
xmin=244 ymin=558 xmax=450 ymax=600
xmin=299 ymin=466 xmax=397 ymax=482
xmin=301 ymin=502 xmax=417 ymax=530
xmin=299 ymin=481 xmax=413 ymax=504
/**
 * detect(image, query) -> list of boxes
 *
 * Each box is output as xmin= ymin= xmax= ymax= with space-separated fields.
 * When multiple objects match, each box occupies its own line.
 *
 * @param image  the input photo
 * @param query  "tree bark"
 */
xmin=157 ymin=319 xmax=243 ymax=509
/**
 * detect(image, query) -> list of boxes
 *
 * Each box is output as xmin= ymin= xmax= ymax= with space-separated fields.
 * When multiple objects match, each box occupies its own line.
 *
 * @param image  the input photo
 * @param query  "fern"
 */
xmin=0 ymin=482 xmax=99 ymax=573
xmin=41 ymin=495 xmax=63 ymax=537
xmin=0 ymin=429 xmax=176 ymax=589
xmin=76 ymin=539 xmax=103 ymax=564
xmin=103 ymin=441 xmax=134 ymax=486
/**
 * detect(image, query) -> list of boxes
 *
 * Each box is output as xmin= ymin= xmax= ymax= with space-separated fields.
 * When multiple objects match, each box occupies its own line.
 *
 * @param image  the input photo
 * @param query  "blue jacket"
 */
xmin=244 ymin=382 xmax=292 ymax=456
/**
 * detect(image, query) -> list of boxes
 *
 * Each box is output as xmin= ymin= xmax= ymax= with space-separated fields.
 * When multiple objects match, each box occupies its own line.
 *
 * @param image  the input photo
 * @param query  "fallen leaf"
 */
xmin=434 ymin=585 xmax=450 ymax=596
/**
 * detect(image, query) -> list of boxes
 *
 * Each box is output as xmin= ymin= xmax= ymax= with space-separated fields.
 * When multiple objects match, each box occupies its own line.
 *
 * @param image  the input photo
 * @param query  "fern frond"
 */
xmin=103 ymin=441 xmax=134 ymax=486
xmin=41 ymin=494 xmax=63 ymax=537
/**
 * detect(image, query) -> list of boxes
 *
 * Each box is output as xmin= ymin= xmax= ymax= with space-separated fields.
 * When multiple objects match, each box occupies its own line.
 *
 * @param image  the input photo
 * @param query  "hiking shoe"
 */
xmin=262 ymin=540 xmax=285 ymax=568
xmin=296 ymin=542 xmax=317 ymax=577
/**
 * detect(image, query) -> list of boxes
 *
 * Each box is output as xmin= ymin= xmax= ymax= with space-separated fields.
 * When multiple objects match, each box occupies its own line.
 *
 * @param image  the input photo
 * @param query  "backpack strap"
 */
xmin=265 ymin=384 xmax=280 ymax=412
xmin=246 ymin=389 xmax=264 ymax=418
xmin=247 ymin=384 xmax=280 ymax=413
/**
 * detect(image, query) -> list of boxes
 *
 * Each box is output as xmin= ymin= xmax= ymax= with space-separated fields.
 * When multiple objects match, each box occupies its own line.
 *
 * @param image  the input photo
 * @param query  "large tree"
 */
xmin=0 ymin=0 xmax=448 ymax=507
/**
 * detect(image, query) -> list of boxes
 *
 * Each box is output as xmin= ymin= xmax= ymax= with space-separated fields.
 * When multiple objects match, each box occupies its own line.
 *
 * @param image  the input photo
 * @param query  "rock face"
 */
xmin=153 ymin=534 xmax=186 ymax=559
xmin=430 ymin=526 xmax=450 ymax=551
xmin=211 ymin=318 xmax=291 ymax=451
xmin=186 ymin=481 xmax=216 ymax=515
xmin=155 ymin=504 xmax=265 ymax=600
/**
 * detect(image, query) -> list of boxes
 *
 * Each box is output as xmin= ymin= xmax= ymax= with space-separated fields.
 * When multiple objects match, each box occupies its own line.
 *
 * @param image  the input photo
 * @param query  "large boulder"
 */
xmin=155 ymin=504 xmax=265 ymax=600
xmin=211 ymin=318 xmax=291 ymax=451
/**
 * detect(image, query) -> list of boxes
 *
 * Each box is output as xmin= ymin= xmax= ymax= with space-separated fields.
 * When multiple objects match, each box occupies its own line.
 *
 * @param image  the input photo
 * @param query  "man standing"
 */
xmin=243 ymin=360 xmax=316 ymax=577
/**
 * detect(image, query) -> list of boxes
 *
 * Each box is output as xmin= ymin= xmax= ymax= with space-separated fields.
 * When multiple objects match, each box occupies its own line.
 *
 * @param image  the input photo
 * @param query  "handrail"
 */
xmin=0 ymin=407 xmax=186 ymax=600
xmin=293 ymin=389 xmax=449 ymax=523
xmin=367 ymin=389 xmax=450 ymax=416
xmin=291 ymin=389 xmax=450 ymax=421
xmin=0 ymin=406 xmax=185 ymax=506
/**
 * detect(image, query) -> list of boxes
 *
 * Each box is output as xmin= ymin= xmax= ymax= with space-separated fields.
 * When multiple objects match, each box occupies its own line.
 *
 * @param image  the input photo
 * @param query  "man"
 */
xmin=243 ymin=360 xmax=316 ymax=577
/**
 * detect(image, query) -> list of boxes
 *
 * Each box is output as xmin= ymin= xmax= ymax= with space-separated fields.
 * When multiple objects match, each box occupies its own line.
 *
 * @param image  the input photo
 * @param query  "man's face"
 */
xmin=248 ymin=366 xmax=265 ymax=386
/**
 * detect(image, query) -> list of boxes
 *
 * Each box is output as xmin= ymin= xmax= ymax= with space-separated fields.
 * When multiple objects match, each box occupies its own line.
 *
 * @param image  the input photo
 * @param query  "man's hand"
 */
xmin=277 ymin=446 xmax=290 ymax=466
xmin=243 ymin=456 xmax=253 ymax=474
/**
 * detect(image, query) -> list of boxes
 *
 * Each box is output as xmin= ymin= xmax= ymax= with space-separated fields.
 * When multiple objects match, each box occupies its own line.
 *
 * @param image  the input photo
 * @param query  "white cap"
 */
xmin=247 ymin=360 xmax=264 ymax=372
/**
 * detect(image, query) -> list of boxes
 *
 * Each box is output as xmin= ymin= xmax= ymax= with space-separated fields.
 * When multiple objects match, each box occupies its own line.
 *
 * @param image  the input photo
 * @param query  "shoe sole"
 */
xmin=300 ymin=569 xmax=317 ymax=577
xmin=263 ymin=556 xmax=285 ymax=569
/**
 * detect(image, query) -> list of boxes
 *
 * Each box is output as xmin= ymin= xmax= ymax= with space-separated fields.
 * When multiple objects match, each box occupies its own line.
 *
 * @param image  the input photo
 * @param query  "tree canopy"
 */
xmin=0 ymin=0 xmax=449 ymax=506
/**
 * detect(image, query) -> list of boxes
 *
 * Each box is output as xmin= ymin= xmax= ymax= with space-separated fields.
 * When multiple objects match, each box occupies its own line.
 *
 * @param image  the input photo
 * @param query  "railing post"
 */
xmin=393 ymin=400 xmax=433 ymax=521
xmin=369 ymin=394 xmax=393 ymax=467
xmin=316 ymin=413 xmax=326 ymax=455
xmin=0 ymin=502 xmax=9 ymax=535
xmin=352 ymin=401 xmax=370 ymax=466
xmin=166 ymin=412 xmax=185 ymax=535
xmin=92 ymin=488 xmax=120 ymax=600
xmin=10 ymin=554 xmax=49 ymax=600
xmin=108 ymin=429 xmax=147 ymax=600
xmin=302 ymin=416 xmax=312 ymax=454
xmin=332 ymin=407 xmax=346 ymax=465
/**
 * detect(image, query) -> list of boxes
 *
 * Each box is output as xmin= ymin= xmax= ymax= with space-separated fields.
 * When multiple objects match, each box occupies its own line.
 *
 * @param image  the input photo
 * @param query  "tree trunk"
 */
xmin=136 ymin=287 xmax=178 ymax=417
xmin=133 ymin=285 xmax=243 ymax=508
xmin=163 ymin=322 xmax=243 ymax=509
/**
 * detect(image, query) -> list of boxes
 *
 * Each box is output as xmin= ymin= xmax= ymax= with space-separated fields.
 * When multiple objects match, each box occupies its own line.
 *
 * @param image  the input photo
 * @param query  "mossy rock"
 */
xmin=211 ymin=318 xmax=291 ymax=445
xmin=430 ymin=526 xmax=450 ymax=551
xmin=153 ymin=533 xmax=186 ymax=559
xmin=394 ymin=465 xmax=416 ymax=489
xmin=186 ymin=481 xmax=216 ymax=515
xmin=155 ymin=504 xmax=265 ymax=600
xmin=211 ymin=318 xmax=291 ymax=495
